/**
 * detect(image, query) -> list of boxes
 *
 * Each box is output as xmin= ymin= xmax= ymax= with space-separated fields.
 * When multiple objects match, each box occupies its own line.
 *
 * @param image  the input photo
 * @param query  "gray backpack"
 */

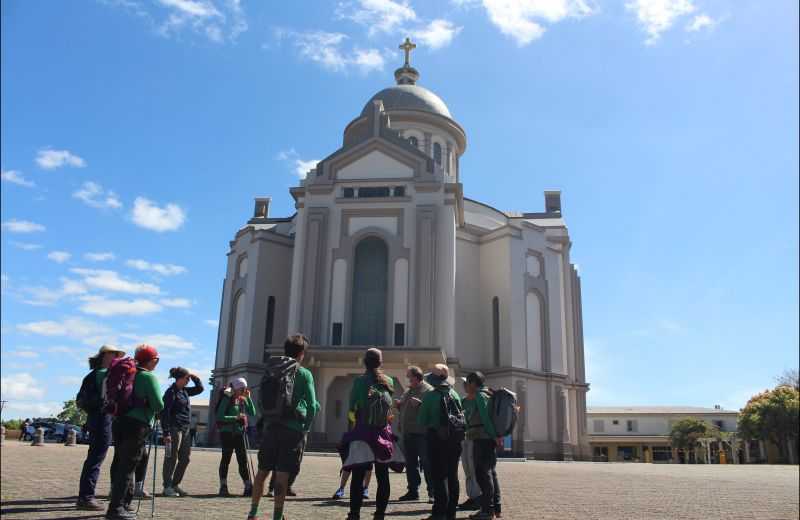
xmin=489 ymin=388 xmax=518 ymax=437
xmin=260 ymin=356 xmax=298 ymax=420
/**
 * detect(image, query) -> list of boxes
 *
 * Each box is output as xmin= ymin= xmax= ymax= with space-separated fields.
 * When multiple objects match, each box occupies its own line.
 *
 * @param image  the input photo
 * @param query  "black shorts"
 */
xmin=258 ymin=423 xmax=306 ymax=474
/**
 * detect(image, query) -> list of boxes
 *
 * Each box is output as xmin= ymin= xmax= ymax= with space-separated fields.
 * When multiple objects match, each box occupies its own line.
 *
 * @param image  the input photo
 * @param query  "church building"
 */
xmin=211 ymin=40 xmax=590 ymax=460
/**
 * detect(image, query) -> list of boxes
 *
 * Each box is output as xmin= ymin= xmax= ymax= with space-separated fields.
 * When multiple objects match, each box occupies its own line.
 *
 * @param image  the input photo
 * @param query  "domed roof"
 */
xmin=361 ymin=84 xmax=452 ymax=119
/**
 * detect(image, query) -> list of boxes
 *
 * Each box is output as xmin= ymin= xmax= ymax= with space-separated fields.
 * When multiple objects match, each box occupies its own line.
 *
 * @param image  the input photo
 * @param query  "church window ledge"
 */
xmin=335 ymin=196 xmax=411 ymax=204
xmin=358 ymin=186 xmax=392 ymax=198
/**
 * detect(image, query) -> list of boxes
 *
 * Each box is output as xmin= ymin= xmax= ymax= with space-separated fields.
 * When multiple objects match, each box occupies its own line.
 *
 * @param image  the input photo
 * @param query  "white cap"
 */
xmin=231 ymin=377 xmax=248 ymax=390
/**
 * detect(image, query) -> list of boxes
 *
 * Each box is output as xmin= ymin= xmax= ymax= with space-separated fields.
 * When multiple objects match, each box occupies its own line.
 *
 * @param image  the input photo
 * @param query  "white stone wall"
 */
xmin=588 ymin=414 xmax=739 ymax=435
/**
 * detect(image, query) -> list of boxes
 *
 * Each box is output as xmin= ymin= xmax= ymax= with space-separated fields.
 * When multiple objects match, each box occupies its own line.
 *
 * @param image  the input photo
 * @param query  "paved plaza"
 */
xmin=1 ymin=442 xmax=797 ymax=519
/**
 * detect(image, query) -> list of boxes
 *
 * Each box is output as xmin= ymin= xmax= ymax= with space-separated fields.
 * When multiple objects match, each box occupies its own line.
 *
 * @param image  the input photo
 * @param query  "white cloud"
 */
xmin=481 ymin=0 xmax=594 ymax=46
xmin=338 ymin=0 xmax=417 ymax=35
xmin=85 ymin=252 xmax=116 ymax=262
xmin=73 ymin=181 xmax=123 ymax=209
xmin=276 ymin=149 xmax=320 ymax=178
xmin=161 ymin=297 xmax=192 ymax=308
xmin=70 ymin=268 xmax=161 ymax=295
xmin=204 ymin=319 xmax=219 ymax=327
xmin=626 ymin=0 xmax=695 ymax=45
xmin=17 ymin=317 xmax=112 ymax=343
xmin=2 ymin=219 xmax=46 ymax=233
xmin=47 ymin=346 xmax=76 ymax=354
xmin=121 ymin=332 xmax=195 ymax=350
xmin=1 ymin=169 xmax=35 ymax=188
xmin=19 ymin=277 xmax=87 ymax=307
xmin=80 ymin=296 xmax=163 ymax=317
xmin=58 ymin=376 xmax=83 ymax=386
xmin=47 ymin=251 xmax=72 ymax=264
xmin=3 ymin=400 xmax=62 ymax=418
xmin=125 ymin=259 xmax=187 ymax=276
xmin=35 ymin=148 xmax=86 ymax=169
xmin=9 ymin=350 xmax=40 ymax=359
xmin=277 ymin=30 xmax=385 ymax=74
xmin=686 ymin=13 xmax=715 ymax=32
xmin=412 ymin=19 xmax=462 ymax=49
xmin=131 ymin=197 xmax=187 ymax=232
xmin=109 ymin=0 xmax=247 ymax=43
xmin=11 ymin=241 xmax=43 ymax=251
xmin=1 ymin=373 xmax=46 ymax=400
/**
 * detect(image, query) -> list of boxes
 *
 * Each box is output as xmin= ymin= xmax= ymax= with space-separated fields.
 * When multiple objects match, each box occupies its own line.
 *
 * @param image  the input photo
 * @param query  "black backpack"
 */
xmin=260 ymin=356 xmax=299 ymax=420
xmin=489 ymin=387 xmax=519 ymax=437
xmin=76 ymin=371 xmax=104 ymax=414
xmin=437 ymin=389 xmax=466 ymax=442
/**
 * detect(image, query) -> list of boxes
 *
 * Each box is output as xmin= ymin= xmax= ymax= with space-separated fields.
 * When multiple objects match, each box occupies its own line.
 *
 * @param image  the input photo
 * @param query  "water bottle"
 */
xmin=164 ymin=435 xmax=172 ymax=458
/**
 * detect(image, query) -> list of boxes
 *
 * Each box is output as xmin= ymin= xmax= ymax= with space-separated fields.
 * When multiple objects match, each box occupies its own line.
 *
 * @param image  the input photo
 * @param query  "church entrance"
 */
xmin=350 ymin=236 xmax=388 ymax=345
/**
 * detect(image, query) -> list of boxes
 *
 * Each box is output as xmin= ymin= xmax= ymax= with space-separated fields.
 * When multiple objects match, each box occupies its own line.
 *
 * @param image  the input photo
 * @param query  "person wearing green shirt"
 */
xmin=417 ymin=363 xmax=464 ymax=520
xmin=249 ymin=334 xmax=320 ymax=520
xmin=106 ymin=344 xmax=164 ymax=520
xmin=463 ymin=371 xmax=502 ymax=520
xmin=77 ymin=344 xmax=125 ymax=512
xmin=217 ymin=377 xmax=257 ymax=497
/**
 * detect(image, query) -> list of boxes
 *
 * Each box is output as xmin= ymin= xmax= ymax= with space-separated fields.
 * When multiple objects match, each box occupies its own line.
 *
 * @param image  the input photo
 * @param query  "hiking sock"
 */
xmin=248 ymin=504 xmax=259 ymax=517
xmin=274 ymin=504 xmax=284 ymax=520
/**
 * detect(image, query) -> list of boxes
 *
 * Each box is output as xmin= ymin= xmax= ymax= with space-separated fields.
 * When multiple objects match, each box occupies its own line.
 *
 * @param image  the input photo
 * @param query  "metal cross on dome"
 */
xmin=399 ymin=37 xmax=416 ymax=67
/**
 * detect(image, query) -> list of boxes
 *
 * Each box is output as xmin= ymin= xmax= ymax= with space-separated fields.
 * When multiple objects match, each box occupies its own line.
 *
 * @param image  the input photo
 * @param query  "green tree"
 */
xmin=775 ymin=369 xmax=799 ymax=391
xmin=738 ymin=385 xmax=800 ymax=463
xmin=2 ymin=419 xmax=24 ymax=430
xmin=669 ymin=417 xmax=718 ymax=463
xmin=57 ymin=399 xmax=87 ymax=426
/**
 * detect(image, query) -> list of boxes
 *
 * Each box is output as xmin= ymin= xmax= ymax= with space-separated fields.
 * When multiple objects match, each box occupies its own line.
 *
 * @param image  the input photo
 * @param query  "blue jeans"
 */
xmin=78 ymin=413 xmax=112 ymax=500
xmin=403 ymin=433 xmax=432 ymax=496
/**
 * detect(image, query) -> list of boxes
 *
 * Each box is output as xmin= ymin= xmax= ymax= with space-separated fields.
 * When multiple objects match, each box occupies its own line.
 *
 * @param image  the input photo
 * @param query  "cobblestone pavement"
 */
xmin=1 ymin=443 xmax=797 ymax=519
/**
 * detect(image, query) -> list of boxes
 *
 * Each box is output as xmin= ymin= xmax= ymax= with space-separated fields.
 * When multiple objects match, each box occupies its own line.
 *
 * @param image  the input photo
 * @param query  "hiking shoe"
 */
xmin=133 ymin=488 xmax=150 ymax=499
xmin=163 ymin=486 xmax=178 ymax=497
xmin=105 ymin=507 xmax=137 ymax=520
xmin=362 ymin=489 xmax=369 ymax=499
xmin=267 ymin=490 xmax=274 ymax=498
xmin=346 ymin=514 xmax=360 ymax=520
xmin=219 ymin=484 xmax=231 ymax=497
xmin=243 ymin=482 xmax=253 ymax=497
xmin=459 ymin=498 xmax=480 ymax=511
xmin=173 ymin=485 xmax=188 ymax=497
xmin=76 ymin=498 xmax=104 ymax=511
xmin=287 ymin=487 xmax=297 ymax=497
xmin=332 ymin=487 xmax=345 ymax=499
xmin=398 ymin=492 xmax=419 ymax=501
xmin=468 ymin=512 xmax=493 ymax=520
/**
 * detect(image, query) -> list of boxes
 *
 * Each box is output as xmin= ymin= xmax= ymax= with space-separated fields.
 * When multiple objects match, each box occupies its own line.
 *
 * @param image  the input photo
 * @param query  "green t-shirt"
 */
xmin=281 ymin=366 xmax=320 ymax=433
xmin=417 ymin=385 xmax=462 ymax=431
xmin=125 ymin=369 xmax=165 ymax=426
xmin=95 ymin=368 xmax=108 ymax=388
xmin=216 ymin=394 xmax=257 ymax=434
xmin=349 ymin=373 xmax=396 ymax=426
xmin=463 ymin=388 xmax=498 ymax=440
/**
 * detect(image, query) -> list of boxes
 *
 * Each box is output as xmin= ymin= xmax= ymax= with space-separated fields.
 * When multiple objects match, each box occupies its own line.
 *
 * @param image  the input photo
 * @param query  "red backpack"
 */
xmin=103 ymin=357 xmax=142 ymax=416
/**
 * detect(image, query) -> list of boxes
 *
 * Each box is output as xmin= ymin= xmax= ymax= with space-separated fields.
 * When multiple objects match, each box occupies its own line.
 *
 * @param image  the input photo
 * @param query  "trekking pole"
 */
xmin=151 ymin=420 xmax=158 ymax=518
xmin=243 ymin=428 xmax=256 ymax=484
xmin=136 ymin=426 xmax=156 ymax=515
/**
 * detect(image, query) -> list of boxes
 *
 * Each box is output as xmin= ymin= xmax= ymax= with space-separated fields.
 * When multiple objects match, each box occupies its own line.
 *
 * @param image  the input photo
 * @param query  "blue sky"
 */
xmin=1 ymin=0 xmax=797 ymax=420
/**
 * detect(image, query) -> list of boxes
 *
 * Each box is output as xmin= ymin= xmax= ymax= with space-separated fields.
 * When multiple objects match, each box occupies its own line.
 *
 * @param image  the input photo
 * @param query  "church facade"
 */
xmin=211 ymin=42 xmax=590 ymax=460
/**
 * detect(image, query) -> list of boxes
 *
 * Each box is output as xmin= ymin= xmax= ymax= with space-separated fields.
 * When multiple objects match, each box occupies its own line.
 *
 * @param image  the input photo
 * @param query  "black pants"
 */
xmin=403 ymin=433 xmax=432 ymax=496
xmin=108 ymin=417 xmax=150 ymax=512
xmin=219 ymin=431 xmax=249 ymax=482
xmin=427 ymin=431 xmax=462 ymax=519
xmin=349 ymin=463 xmax=389 ymax=516
xmin=78 ymin=413 xmax=112 ymax=500
xmin=136 ymin=445 xmax=149 ymax=483
xmin=474 ymin=439 xmax=501 ymax=514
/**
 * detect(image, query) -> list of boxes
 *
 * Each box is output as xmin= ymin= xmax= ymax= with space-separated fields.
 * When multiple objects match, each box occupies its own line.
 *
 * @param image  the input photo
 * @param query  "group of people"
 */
xmin=73 ymin=335 xmax=506 ymax=520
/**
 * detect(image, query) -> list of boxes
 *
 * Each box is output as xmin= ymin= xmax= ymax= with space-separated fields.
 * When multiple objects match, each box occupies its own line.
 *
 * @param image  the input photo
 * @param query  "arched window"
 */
xmin=264 ymin=296 xmax=275 ymax=346
xmin=230 ymin=291 xmax=247 ymax=365
xmin=408 ymin=136 xmax=418 ymax=148
xmin=433 ymin=142 xmax=442 ymax=165
xmin=492 ymin=297 xmax=500 ymax=367
xmin=350 ymin=237 xmax=388 ymax=345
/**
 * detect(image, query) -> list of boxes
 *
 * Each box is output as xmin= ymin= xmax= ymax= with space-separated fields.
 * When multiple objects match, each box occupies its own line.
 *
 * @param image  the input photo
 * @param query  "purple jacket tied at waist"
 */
xmin=340 ymin=423 xmax=404 ymax=471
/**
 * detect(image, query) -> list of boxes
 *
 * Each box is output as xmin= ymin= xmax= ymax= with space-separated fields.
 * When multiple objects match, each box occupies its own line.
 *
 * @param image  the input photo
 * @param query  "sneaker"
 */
xmin=267 ymin=490 xmax=274 ymax=498
xmin=76 ymin=498 xmax=104 ymax=511
xmin=133 ymin=487 xmax=150 ymax=499
xmin=332 ymin=488 xmax=345 ymax=499
xmin=219 ymin=484 xmax=231 ymax=497
xmin=174 ymin=485 xmax=188 ymax=497
xmin=397 ymin=492 xmax=419 ymax=501
xmin=468 ymin=512 xmax=493 ymax=520
xmin=163 ymin=486 xmax=178 ymax=497
xmin=287 ymin=487 xmax=297 ymax=497
xmin=346 ymin=514 xmax=360 ymax=520
xmin=105 ymin=507 xmax=137 ymax=520
xmin=459 ymin=498 xmax=480 ymax=511
xmin=362 ymin=489 xmax=369 ymax=499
